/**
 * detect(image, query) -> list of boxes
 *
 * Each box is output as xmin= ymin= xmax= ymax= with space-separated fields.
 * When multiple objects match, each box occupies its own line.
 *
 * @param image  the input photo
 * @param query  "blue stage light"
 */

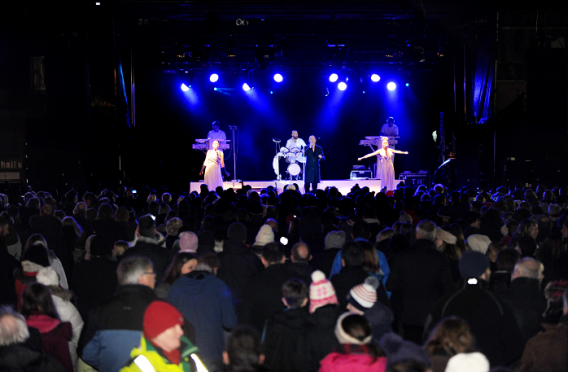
xmin=214 ymin=87 xmax=218 ymax=91
xmin=273 ymin=73 xmax=283 ymax=83
xmin=405 ymin=83 xmax=409 ymax=87
xmin=329 ymin=73 xmax=338 ymax=82
xmin=387 ymin=82 xmax=397 ymax=91
xmin=270 ymin=91 xmax=274 ymax=94
xmin=338 ymin=82 xmax=347 ymax=91
xmin=181 ymin=83 xmax=190 ymax=91
xmin=209 ymin=74 xmax=219 ymax=83
xmin=371 ymin=74 xmax=380 ymax=82
xmin=242 ymin=83 xmax=251 ymax=91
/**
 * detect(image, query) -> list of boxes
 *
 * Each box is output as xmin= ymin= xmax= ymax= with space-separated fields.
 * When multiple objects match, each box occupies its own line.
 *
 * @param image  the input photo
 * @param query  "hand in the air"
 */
xmin=318 ymin=155 xmax=322 ymax=159
xmin=358 ymin=158 xmax=362 ymax=161
xmin=405 ymin=151 xmax=409 ymax=154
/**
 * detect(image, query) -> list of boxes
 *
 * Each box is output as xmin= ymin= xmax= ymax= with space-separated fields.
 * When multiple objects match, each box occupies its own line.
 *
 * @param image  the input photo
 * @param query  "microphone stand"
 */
xmin=228 ymin=125 xmax=237 ymax=181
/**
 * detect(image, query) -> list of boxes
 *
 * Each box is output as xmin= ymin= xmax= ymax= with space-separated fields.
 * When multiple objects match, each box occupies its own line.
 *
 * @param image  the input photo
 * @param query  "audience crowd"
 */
xmin=0 ymin=181 xmax=567 ymax=372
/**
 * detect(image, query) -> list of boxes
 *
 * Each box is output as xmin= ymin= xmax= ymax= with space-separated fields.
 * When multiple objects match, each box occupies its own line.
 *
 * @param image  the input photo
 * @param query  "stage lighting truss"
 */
xmin=179 ymin=70 xmax=193 ymax=91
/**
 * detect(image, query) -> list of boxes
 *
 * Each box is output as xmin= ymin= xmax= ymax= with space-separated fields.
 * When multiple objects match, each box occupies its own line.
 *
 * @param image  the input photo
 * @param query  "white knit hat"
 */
xmin=348 ymin=276 xmax=378 ymax=311
xmin=335 ymin=312 xmax=372 ymax=345
xmin=466 ymin=234 xmax=491 ymax=254
xmin=437 ymin=227 xmax=457 ymax=244
xmin=309 ymin=270 xmax=338 ymax=313
xmin=445 ymin=352 xmax=490 ymax=372
xmin=254 ymin=225 xmax=274 ymax=246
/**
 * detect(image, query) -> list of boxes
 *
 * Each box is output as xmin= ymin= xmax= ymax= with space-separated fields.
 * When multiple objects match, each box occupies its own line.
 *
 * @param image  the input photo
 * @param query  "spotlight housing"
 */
xmin=242 ymin=83 xmax=251 ymax=91
xmin=329 ymin=73 xmax=339 ymax=83
xmin=181 ymin=83 xmax=190 ymax=91
xmin=338 ymin=82 xmax=347 ymax=91
xmin=387 ymin=82 xmax=397 ymax=91
xmin=209 ymin=73 xmax=219 ymax=83
xmin=371 ymin=74 xmax=380 ymax=82
xmin=273 ymin=73 xmax=283 ymax=83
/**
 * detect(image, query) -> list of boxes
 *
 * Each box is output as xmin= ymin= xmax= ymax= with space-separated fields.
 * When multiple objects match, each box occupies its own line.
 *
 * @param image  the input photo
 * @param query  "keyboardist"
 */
xmin=207 ymin=121 xmax=227 ymax=140
xmin=380 ymin=117 xmax=399 ymax=138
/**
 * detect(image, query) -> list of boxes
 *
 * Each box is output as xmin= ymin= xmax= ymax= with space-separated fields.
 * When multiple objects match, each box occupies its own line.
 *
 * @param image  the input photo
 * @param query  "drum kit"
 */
xmin=272 ymin=138 xmax=306 ymax=180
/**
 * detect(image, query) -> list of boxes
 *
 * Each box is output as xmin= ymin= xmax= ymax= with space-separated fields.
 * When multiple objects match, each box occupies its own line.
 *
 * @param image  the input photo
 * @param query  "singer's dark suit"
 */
xmin=304 ymin=144 xmax=325 ymax=192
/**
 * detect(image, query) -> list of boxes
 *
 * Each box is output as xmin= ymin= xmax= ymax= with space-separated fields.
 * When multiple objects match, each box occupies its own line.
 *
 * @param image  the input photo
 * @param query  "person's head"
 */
xmin=465 ymin=234 xmax=491 ymax=255
xmin=254 ymin=225 xmax=274 ymax=247
xmin=459 ymin=251 xmax=490 ymax=281
xmin=561 ymin=218 xmax=568 ymax=239
xmin=516 ymin=219 xmax=539 ymax=240
xmin=435 ymin=227 xmax=457 ymax=250
xmin=347 ymin=276 xmax=379 ymax=314
xmin=425 ymin=316 xmax=474 ymax=357
xmin=518 ymin=236 xmax=537 ymax=258
xmin=24 ymin=234 xmax=48 ymax=253
xmin=113 ymin=241 xmax=130 ymax=258
xmin=227 ymin=222 xmax=247 ymax=243
xmin=380 ymin=332 xmax=431 ymax=371
xmin=166 ymin=218 xmax=183 ymax=237
xmin=291 ymin=130 xmax=298 ymax=139
xmin=487 ymin=241 xmax=505 ymax=263
xmin=196 ymin=252 xmax=220 ymax=274
xmin=281 ymin=279 xmax=308 ymax=309
xmin=512 ymin=257 xmax=544 ymax=283
xmin=143 ymin=301 xmax=184 ymax=353
xmin=137 ymin=214 xmax=157 ymax=238
xmin=341 ymin=242 xmax=364 ymax=268
xmin=309 ymin=135 xmax=316 ymax=146
xmin=0 ymin=307 xmax=30 ymax=347
xmin=382 ymin=136 xmax=389 ymax=148
xmin=496 ymin=248 xmax=521 ymax=273
xmin=98 ymin=204 xmax=114 ymax=220
xmin=377 ymin=228 xmax=395 ymax=243
xmin=309 ymin=270 xmax=338 ymax=313
xmin=352 ymin=220 xmax=371 ymax=240
xmin=20 ymin=283 xmax=59 ymax=319
xmin=179 ymin=231 xmax=199 ymax=253
xmin=117 ymin=256 xmax=155 ymax=289
xmin=416 ymin=220 xmax=437 ymax=241
xmin=163 ymin=252 xmax=198 ymax=285
xmin=361 ymin=242 xmax=380 ymax=273
xmin=324 ymin=230 xmax=346 ymax=250
xmin=291 ymin=242 xmax=311 ymax=264
xmin=0 ymin=217 xmax=9 ymax=240
xmin=387 ymin=117 xmax=395 ymax=126
xmin=212 ymin=121 xmax=220 ymax=132
xmin=90 ymin=235 xmax=113 ymax=257
xmin=261 ymin=242 xmax=285 ymax=267
xmin=212 ymin=140 xmax=220 ymax=150
xmin=335 ymin=313 xmax=373 ymax=345
xmin=223 ymin=325 xmax=265 ymax=372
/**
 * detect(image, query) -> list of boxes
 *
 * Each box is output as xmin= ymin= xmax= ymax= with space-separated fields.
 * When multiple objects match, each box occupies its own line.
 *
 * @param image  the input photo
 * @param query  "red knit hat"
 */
xmin=143 ymin=301 xmax=184 ymax=339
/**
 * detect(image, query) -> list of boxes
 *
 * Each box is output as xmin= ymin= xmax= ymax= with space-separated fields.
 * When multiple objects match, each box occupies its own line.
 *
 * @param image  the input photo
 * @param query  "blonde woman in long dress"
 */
xmin=199 ymin=140 xmax=225 ymax=191
xmin=358 ymin=137 xmax=408 ymax=191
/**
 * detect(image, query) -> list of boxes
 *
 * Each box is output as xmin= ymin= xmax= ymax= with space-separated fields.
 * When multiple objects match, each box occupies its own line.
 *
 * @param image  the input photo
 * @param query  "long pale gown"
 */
xmin=378 ymin=147 xmax=396 ymax=191
xmin=203 ymin=149 xmax=223 ymax=190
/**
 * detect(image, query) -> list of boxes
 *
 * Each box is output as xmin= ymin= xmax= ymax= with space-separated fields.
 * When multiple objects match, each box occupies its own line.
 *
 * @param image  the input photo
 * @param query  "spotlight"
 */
xmin=329 ymin=73 xmax=338 ymax=83
xmin=338 ymin=82 xmax=347 ymax=91
xmin=181 ymin=83 xmax=190 ymax=91
xmin=209 ymin=73 xmax=219 ymax=83
xmin=214 ymin=87 xmax=218 ymax=91
xmin=371 ymin=74 xmax=380 ymax=82
xmin=242 ymin=83 xmax=251 ymax=91
xmin=387 ymin=82 xmax=396 ymax=91
xmin=273 ymin=73 xmax=283 ymax=83
xmin=270 ymin=91 xmax=274 ymax=95
xmin=405 ymin=83 xmax=409 ymax=87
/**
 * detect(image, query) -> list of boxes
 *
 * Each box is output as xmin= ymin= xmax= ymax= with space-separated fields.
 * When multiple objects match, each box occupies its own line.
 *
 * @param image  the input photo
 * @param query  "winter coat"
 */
xmin=262 ymin=307 xmax=309 ymax=372
xmin=81 ymin=285 xmax=157 ymax=372
xmin=318 ymin=345 xmax=387 ymax=372
xmin=51 ymin=290 xmax=84 ymax=371
xmin=167 ymin=271 xmax=237 ymax=360
xmin=385 ymin=239 xmax=454 ymax=326
xmin=26 ymin=314 xmax=73 ymax=372
xmin=120 ymin=335 xmax=198 ymax=372
xmin=425 ymin=279 xmax=524 ymax=367
xmin=364 ymin=300 xmax=394 ymax=345
xmin=518 ymin=322 xmax=567 ymax=372
xmin=0 ymin=343 xmax=66 ymax=372
xmin=122 ymin=237 xmax=172 ymax=283
xmin=217 ymin=239 xmax=264 ymax=306
xmin=304 ymin=145 xmax=325 ymax=183
xmin=331 ymin=266 xmax=371 ymax=310
xmin=239 ymin=263 xmax=299 ymax=332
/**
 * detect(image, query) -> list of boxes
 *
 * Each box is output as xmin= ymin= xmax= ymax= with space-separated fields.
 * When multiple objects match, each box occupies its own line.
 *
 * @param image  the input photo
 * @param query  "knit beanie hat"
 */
xmin=459 ymin=251 xmax=489 ymax=279
xmin=36 ymin=267 xmax=59 ymax=286
xmin=379 ymin=332 xmax=431 ymax=368
xmin=179 ymin=231 xmax=198 ymax=253
xmin=348 ymin=276 xmax=378 ymax=312
xmin=143 ymin=301 xmax=184 ymax=340
xmin=436 ymin=227 xmax=457 ymax=245
xmin=227 ymin=222 xmax=247 ymax=242
xmin=22 ymin=244 xmax=50 ymax=269
xmin=466 ymin=234 xmax=491 ymax=254
xmin=309 ymin=270 xmax=338 ymax=313
xmin=254 ymin=225 xmax=274 ymax=246
xmin=445 ymin=352 xmax=490 ymax=372
xmin=335 ymin=312 xmax=373 ymax=345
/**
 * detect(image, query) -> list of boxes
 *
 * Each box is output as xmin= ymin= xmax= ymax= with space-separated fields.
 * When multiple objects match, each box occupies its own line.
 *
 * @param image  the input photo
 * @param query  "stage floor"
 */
xmin=189 ymin=179 xmax=401 ymax=195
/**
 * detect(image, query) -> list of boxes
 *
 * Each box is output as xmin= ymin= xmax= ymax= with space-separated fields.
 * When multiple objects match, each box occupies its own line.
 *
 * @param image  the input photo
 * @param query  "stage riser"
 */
xmin=190 ymin=179 xmax=402 ymax=195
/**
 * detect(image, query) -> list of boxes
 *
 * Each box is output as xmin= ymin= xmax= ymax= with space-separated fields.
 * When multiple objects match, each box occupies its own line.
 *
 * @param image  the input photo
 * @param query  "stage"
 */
xmin=189 ymin=179 xmax=402 ymax=195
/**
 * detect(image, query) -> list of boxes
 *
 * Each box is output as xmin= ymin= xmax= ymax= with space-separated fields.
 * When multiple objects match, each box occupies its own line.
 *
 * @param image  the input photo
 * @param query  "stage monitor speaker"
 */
xmin=350 ymin=170 xmax=373 ymax=180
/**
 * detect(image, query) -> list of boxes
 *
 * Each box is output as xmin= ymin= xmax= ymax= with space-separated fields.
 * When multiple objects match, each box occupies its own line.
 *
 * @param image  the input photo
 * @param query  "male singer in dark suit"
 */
xmin=304 ymin=135 xmax=325 ymax=193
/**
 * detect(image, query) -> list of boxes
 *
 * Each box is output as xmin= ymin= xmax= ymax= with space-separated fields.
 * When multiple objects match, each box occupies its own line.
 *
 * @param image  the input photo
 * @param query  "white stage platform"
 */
xmin=190 ymin=179 xmax=402 ymax=195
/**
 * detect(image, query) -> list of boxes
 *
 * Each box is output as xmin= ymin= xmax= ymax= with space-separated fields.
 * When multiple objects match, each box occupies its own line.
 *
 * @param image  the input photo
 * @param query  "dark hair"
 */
xmin=361 ymin=241 xmax=380 ymax=273
xmin=138 ymin=214 xmax=156 ymax=238
xmin=21 ymin=283 xmax=59 ymax=320
xmin=225 ymin=325 xmax=263 ymax=372
xmin=386 ymin=360 xmax=428 ymax=372
xmin=98 ymin=204 xmax=114 ymax=220
xmin=282 ymin=279 xmax=308 ymax=308
xmin=424 ymin=316 xmax=474 ymax=357
xmin=197 ymin=252 xmax=219 ymax=270
xmin=518 ymin=236 xmax=537 ymax=258
xmin=262 ymin=242 xmax=284 ymax=264
xmin=341 ymin=314 xmax=372 ymax=342
xmin=353 ymin=220 xmax=371 ymax=240
xmin=496 ymin=249 xmax=520 ymax=273
xmin=162 ymin=253 xmax=197 ymax=285
xmin=342 ymin=242 xmax=364 ymax=267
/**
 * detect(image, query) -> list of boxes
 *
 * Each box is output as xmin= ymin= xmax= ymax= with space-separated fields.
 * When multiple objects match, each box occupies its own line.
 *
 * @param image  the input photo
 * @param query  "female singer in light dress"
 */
xmin=358 ymin=137 xmax=408 ymax=191
xmin=199 ymin=140 xmax=224 ymax=191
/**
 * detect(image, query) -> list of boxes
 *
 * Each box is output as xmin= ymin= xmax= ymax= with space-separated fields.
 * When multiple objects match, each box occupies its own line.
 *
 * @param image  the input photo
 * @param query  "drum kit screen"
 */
xmin=272 ymin=138 xmax=306 ymax=180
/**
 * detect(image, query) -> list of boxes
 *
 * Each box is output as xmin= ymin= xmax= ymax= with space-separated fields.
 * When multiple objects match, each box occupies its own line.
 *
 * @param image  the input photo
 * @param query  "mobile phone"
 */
xmin=280 ymin=237 xmax=289 ymax=245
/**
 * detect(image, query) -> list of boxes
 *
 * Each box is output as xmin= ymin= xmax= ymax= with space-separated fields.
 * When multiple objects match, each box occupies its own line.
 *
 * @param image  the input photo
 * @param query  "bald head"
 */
xmin=512 ymin=257 xmax=544 ymax=282
xmin=291 ymin=242 xmax=311 ymax=264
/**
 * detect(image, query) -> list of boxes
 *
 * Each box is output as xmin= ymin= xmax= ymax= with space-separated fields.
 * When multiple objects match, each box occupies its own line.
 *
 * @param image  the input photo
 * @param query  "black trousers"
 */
xmin=306 ymin=182 xmax=318 ymax=193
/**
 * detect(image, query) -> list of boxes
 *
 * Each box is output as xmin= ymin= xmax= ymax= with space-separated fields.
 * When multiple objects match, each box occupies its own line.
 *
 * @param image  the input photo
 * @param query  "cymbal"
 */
xmin=272 ymin=138 xmax=281 ymax=143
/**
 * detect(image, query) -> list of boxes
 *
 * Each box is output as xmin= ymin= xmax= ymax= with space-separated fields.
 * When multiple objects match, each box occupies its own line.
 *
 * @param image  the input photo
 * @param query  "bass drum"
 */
xmin=287 ymin=163 xmax=301 ymax=176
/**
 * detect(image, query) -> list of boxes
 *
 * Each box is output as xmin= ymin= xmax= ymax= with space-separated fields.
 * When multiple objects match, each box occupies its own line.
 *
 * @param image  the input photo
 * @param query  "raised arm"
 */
xmin=391 ymin=149 xmax=408 ymax=154
xmin=358 ymin=149 xmax=381 ymax=161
